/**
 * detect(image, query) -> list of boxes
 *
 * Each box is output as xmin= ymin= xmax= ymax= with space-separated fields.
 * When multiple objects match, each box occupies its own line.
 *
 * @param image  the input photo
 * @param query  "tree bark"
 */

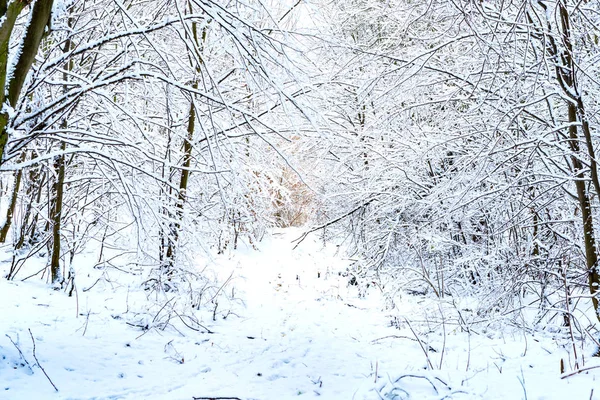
xmin=16 ymin=161 xmax=42 ymax=249
xmin=50 ymin=142 xmax=66 ymax=285
xmin=163 ymin=7 xmax=204 ymax=270
xmin=0 ymin=151 xmax=26 ymax=242
xmin=556 ymin=2 xmax=600 ymax=320
xmin=165 ymin=83 xmax=196 ymax=268
xmin=49 ymin=22 xmax=73 ymax=286
xmin=0 ymin=0 xmax=54 ymax=163
xmin=529 ymin=0 xmax=600 ymax=321
xmin=566 ymin=103 xmax=600 ymax=316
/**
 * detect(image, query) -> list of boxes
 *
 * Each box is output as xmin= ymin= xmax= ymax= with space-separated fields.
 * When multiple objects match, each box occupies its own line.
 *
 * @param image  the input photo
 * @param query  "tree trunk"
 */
xmin=50 ymin=142 xmax=66 ymax=285
xmin=163 ymin=7 xmax=204 ymax=270
xmin=165 ymin=84 xmax=197 ymax=268
xmin=529 ymin=0 xmax=600 ymax=322
xmin=556 ymin=2 xmax=600 ymax=320
xmin=0 ymin=0 xmax=54 ymax=163
xmin=16 ymin=161 xmax=42 ymax=249
xmin=49 ymin=24 xmax=73 ymax=286
xmin=0 ymin=151 xmax=26 ymax=242
xmin=567 ymin=103 xmax=600 ymax=318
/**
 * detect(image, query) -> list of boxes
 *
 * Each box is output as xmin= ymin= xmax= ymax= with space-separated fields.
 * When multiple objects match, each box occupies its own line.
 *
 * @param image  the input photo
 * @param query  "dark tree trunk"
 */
xmin=0 ymin=151 xmax=26 ymax=242
xmin=0 ymin=0 xmax=54 ymax=163
xmin=50 ymin=142 xmax=66 ymax=285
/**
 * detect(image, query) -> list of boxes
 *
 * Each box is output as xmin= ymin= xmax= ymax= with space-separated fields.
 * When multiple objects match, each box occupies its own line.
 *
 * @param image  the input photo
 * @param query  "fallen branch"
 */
xmin=393 ymin=374 xmax=440 ymax=394
xmin=371 ymin=335 xmax=418 ymax=344
xmin=174 ymin=310 xmax=214 ymax=334
xmin=192 ymin=397 xmax=242 ymax=400
xmin=28 ymin=329 xmax=59 ymax=392
xmin=404 ymin=318 xmax=434 ymax=370
xmin=561 ymin=364 xmax=600 ymax=379
xmin=5 ymin=334 xmax=33 ymax=373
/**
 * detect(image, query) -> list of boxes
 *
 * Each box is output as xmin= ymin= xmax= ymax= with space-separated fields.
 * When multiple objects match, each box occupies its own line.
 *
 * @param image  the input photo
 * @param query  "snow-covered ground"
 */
xmin=1 ymin=229 xmax=599 ymax=399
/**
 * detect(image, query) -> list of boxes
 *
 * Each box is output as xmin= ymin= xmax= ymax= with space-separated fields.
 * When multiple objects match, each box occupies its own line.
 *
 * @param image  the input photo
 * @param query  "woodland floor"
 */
xmin=1 ymin=229 xmax=599 ymax=399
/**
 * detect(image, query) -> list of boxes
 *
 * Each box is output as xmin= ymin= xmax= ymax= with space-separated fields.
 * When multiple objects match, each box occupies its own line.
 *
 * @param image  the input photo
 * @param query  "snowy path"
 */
xmin=1 ymin=229 xmax=600 ymax=399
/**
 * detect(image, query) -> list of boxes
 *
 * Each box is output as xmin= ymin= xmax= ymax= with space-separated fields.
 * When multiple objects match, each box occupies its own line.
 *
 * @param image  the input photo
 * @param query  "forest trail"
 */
xmin=1 ymin=229 xmax=600 ymax=399
xmin=0 ymin=229 xmax=411 ymax=400
xmin=209 ymin=229 xmax=395 ymax=398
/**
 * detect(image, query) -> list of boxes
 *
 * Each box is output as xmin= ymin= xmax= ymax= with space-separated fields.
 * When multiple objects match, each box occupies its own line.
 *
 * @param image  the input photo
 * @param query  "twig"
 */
xmin=74 ymin=281 xmax=79 ymax=317
xmin=292 ymin=199 xmax=375 ymax=250
xmin=207 ymin=271 xmax=234 ymax=304
xmin=127 ymin=321 xmax=149 ymax=330
xmin=466 ymin=331 xmax=471 ymax=372
xmin=371 ymin=335 xmax=418 ymax=343
xmin=5 ymin=334 xmax=33 ymax=373
xmin=384 ymin=374 xmax=409 ymax=399
xmin=82 ymin=310 xmax=91 ymax=336
xmin=83 ymin=277 xmax=101 ymax=292
xmin=563 ymin=267 xmax=579 ymax=369
xmin=561 ymin=364 xmax=600 ymax=379
xmin=438 ymin=304 xmax=446 ymax=369
xmin=393 ymin=374 xmax=439 ymax=394
xmin=434 ymin=376 xmax=450 ymax=389
xmin=212 ymin=301 xmax=219 ymax=322
xmin=517 ymin=367 xmax=527 ymax=400
xmin=404 ymin=318 xmax=434 ymax=370
xmin=173 ymin=310 xmax=214 ymax=334
xmin=28 ymin=329 xmax=59 ymax=392
xmin=152 ymin=296 xmax=176 ymax=324
xmin=277 ymin=0 xmax=301 ymax=23
xmin=192 ymin=397 xmax=242 ymax=400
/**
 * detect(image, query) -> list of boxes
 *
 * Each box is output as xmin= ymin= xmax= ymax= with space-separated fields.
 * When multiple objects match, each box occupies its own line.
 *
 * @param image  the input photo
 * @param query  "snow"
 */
xmin=1 ymin=229 xmax=599 ymax=399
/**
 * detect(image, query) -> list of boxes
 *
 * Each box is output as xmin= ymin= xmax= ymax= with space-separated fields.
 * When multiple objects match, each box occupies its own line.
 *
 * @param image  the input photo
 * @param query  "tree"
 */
xmin=1 ymin=0 xmax=315 ymax=296
xmin=310 ymin=0 xmax=600 ymax=321
xmin=0 ymin=0 xmax=54 ymax=163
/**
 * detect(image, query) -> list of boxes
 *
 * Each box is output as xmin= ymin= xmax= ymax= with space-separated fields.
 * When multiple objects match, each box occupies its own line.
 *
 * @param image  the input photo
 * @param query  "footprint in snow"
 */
xmin=267 ymin=374 xmax=285 ymax=381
